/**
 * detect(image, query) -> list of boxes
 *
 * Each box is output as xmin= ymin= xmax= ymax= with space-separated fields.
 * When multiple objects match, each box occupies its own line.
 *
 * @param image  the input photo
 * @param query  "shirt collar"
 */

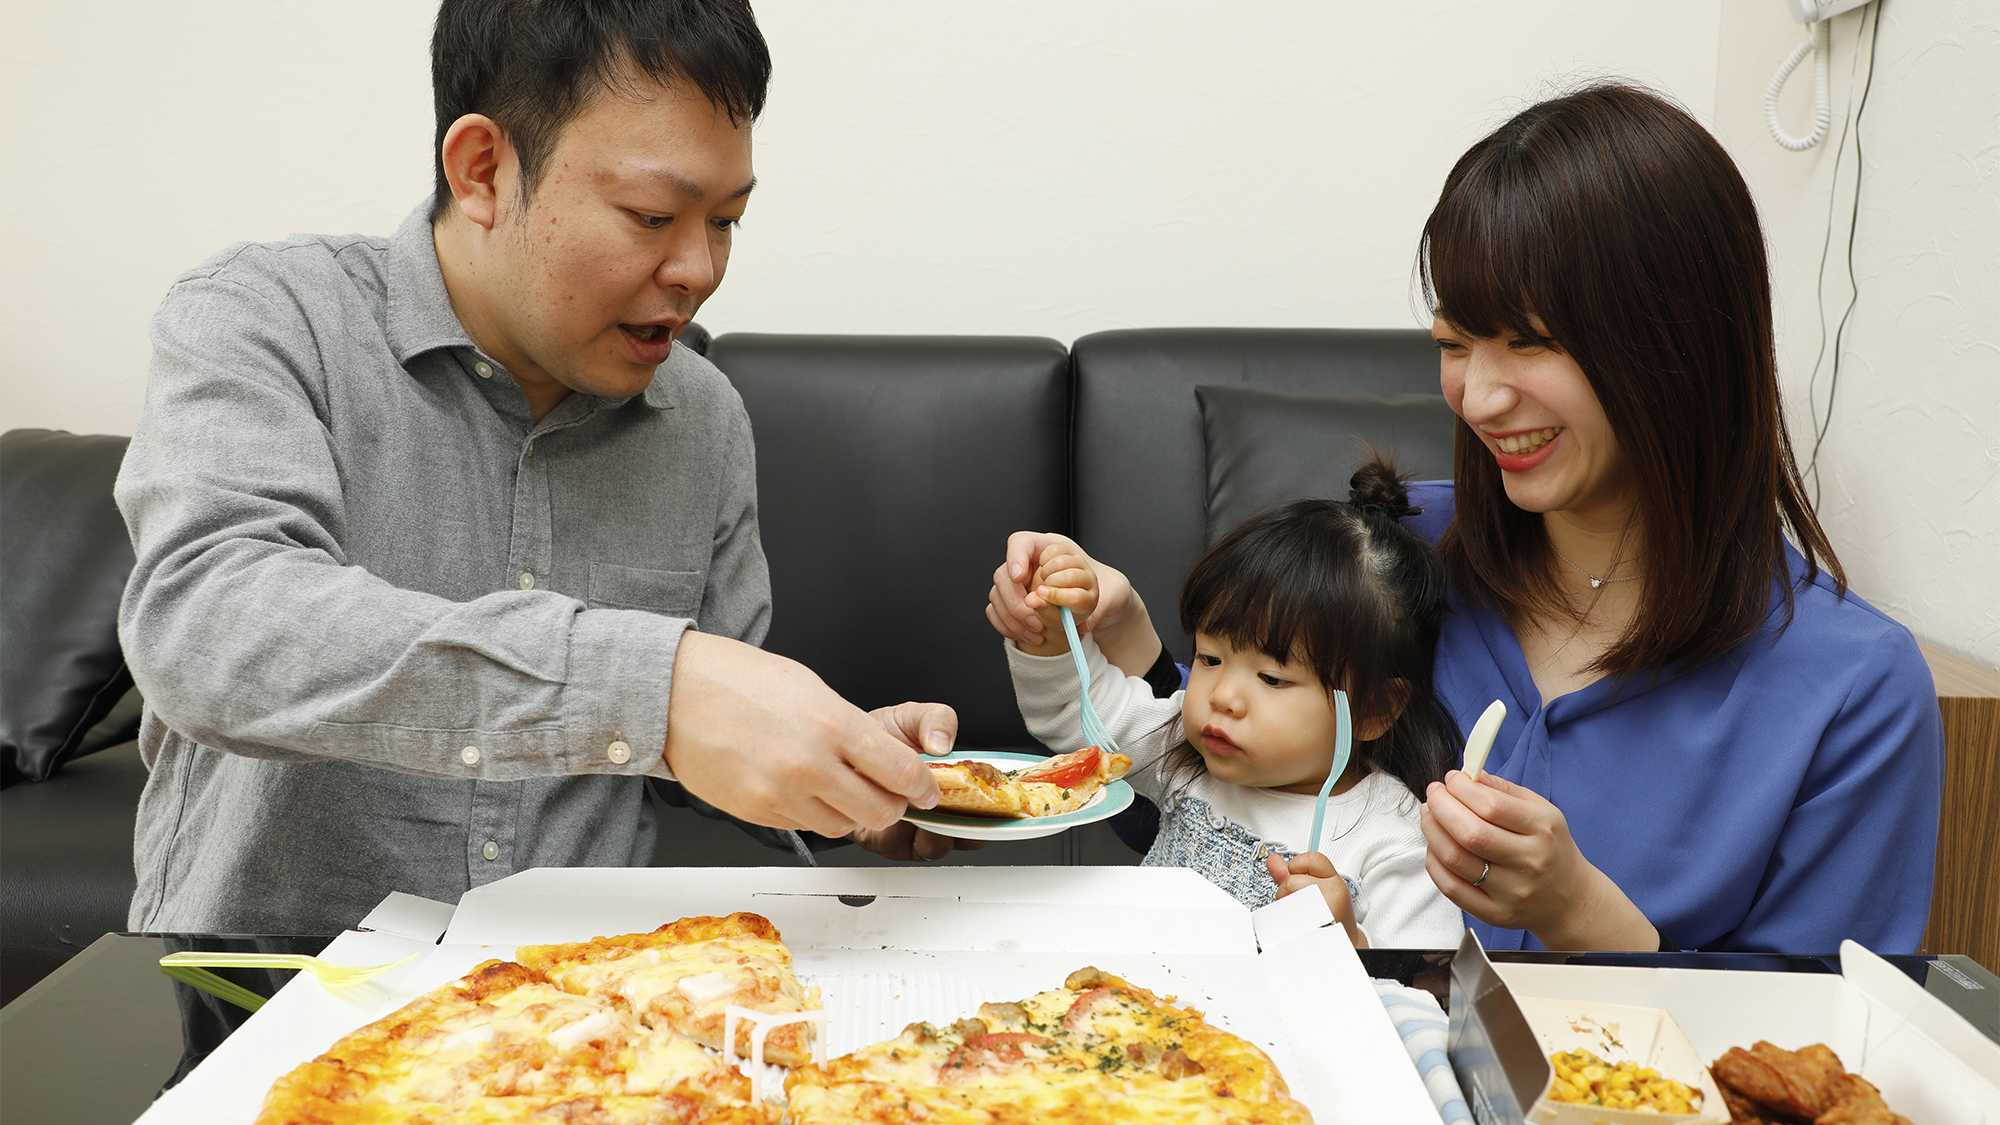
xmin=385 ymin=197 xmax=476 ymax=365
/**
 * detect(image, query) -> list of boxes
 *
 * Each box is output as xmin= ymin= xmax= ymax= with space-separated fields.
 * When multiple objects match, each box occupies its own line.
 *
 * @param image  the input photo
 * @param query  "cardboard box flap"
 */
xmin=444 ymin=866 xmax=1255 ymax=954
xmin=355 ymin=890 xmax=454 ymax=942
xmin=1838 ymin=941 xmax=2000 ymax=1122
xmin=1450 ymin=930 xmax=1549 ymax=1124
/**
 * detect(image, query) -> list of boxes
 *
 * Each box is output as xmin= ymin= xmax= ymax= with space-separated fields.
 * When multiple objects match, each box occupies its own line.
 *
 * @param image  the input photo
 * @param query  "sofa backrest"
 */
xmin=1 ymin=430 xmax=140 ymax=786
xmin=1069 ymin=328 xmax=1448 ymax=663
xmin=706 ymin=334 xmax=1071 ymax=750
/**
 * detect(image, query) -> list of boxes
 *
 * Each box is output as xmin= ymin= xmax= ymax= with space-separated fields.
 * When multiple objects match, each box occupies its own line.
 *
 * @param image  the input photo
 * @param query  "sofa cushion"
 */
xmin=1 ymin=430 xmax=138 ymax=786
xmin=704 ymin=334 xmax=1070 ymax=750
xmin=1197 ymin=385 xmax=1458 ymax=542
xmin=1070 ymin=328 xmax=1441 ymax=662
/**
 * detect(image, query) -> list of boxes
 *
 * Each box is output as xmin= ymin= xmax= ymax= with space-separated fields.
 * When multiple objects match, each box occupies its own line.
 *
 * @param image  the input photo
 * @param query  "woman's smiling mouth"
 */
xmin=1495 ymin=426 xmax=1562 ymax=454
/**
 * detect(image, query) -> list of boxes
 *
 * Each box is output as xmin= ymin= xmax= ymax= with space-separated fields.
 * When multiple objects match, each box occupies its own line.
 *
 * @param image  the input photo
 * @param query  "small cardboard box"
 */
xmin=138 ymin=865 xmax=1441 ymax=1124
xmin=1450 ymin=931 xmax=2000 ymax=1125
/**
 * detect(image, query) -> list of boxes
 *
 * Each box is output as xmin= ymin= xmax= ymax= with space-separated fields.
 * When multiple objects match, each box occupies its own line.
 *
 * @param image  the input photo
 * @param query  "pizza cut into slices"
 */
xmin=516 ymin=912 xmax=820 ymax=1068
xmin=784 ymin=966 xmax=1315 ymax=1125
xmin=927 ymin=745 xmax=1133 ymax=819
xmin=255 ymin=958 xmax=765 ymax=1125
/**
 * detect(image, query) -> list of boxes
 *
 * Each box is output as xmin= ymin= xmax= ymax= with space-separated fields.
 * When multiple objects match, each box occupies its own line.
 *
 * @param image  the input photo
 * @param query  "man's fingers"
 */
xmin=841 ymin=720 xmax=940 ymax=814
xmin=870 ymin=700 xmax=958 ymax=756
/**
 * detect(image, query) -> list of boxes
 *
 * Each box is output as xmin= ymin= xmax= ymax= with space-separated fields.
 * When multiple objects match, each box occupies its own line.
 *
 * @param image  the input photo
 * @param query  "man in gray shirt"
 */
xmin=116 ymin=0 xmax=955 ymax=934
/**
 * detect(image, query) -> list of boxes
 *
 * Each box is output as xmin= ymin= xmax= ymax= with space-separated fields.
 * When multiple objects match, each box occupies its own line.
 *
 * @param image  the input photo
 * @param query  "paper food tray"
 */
xmin=1516 ymin=997 xmax=1727 ymax=1125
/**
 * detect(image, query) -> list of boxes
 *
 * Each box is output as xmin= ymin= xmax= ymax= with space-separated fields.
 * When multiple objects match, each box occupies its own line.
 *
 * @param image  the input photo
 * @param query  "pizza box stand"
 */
xmin=1447 ymin=930 xmax=2000 ymax=1125
xmin=137 ymin=865 xmax=1442 ymax=1124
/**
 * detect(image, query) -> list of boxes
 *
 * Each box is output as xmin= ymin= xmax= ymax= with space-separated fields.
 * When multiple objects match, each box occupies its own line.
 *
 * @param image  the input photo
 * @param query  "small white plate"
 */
xmin=902 ymin=751 xmax=1136 ymax=841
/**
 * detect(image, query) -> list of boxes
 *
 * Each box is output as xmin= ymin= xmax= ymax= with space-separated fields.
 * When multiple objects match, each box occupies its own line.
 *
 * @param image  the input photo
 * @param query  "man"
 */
xmin=116 ymin=0 xmax=958 ymax=935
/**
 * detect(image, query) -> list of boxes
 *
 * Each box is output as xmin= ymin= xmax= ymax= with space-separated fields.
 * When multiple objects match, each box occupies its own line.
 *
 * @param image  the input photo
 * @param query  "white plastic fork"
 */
xmin=158 ymin=950 xmax=416 ymax=989
xmin=1058 ymin=607 xmax=1122 ymax=757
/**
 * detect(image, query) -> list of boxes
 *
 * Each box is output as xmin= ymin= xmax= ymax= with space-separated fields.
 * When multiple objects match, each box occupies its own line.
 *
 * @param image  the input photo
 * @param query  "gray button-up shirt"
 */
xmin=116 ymin=200 xmax=770 ymax=933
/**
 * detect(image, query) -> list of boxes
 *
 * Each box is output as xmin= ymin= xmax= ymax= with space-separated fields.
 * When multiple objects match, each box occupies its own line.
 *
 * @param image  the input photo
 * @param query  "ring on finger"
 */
xmin=1472 ymin=861 xmax=1490 ymax=887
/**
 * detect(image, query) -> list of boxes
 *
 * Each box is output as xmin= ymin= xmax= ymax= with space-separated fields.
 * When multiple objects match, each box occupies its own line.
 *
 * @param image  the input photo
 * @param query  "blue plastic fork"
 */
xmin=1306 ymin=690 xmax=1353 ymax=855
xmin=1058 ymin=607 xmax=1122 ymax=757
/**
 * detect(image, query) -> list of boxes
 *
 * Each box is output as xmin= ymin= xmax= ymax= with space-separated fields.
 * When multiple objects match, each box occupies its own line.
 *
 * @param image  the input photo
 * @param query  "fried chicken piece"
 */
xmin=1717 ymin=1081 xmax=1789 ymax=1124
xmin=1814 ymin=1073 xmax=1913 ymax=1125
xmin=1712 ymin=1041 xmax=1846 ymax=1119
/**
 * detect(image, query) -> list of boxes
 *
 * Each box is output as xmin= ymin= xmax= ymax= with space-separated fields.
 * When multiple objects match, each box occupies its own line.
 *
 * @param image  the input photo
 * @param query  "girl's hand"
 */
xmin=986 ymin=531 xmax=1160 ymax=671
xmin=1266 ymin=852 xmax=1367 ymax=949
xmin=1421 ymin=771 xmax=1658 ymax=951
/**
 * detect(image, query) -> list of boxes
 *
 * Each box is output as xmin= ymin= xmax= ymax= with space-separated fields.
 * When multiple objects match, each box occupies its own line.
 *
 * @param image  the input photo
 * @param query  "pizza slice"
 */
xmin=256 ymin=958 xmax=762 ymax=1125
xmin=516 ymin=912 xmax=820 ymax=1068
xmin=784 ymin=966 xmax=1314 ymax=1125
xmin=928 ymin=745 xmax=1132 ymax=819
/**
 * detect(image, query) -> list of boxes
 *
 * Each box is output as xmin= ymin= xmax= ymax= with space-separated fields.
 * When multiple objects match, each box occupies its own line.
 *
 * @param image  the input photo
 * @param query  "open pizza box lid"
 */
xmin=1449 ymin=931 xmax=2000 ymax=1125
xmin=138 ymin=865 xmax=1439 ymax=1124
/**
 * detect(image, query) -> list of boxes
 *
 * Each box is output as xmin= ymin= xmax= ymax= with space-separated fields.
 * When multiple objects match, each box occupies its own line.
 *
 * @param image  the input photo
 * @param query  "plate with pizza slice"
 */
xmin=903 ymin=747 xmax=1135 ymax=841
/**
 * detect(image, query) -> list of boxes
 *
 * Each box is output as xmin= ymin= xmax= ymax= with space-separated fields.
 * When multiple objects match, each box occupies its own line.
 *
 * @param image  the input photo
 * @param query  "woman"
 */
xmin=991 ymin=82 xmax=1942 ymax=953
xmin=1408 ymin=83 xmax=1940 ymax=953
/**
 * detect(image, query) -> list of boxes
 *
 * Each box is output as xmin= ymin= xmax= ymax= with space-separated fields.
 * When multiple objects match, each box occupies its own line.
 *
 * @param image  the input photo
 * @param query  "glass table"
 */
xmin=4 ymin=933 xmax=1994 ymax=1124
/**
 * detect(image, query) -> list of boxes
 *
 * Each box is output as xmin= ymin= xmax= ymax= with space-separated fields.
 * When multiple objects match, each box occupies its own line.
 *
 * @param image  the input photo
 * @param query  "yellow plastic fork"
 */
xmin=158 ymin=950 xmax=417 ymax=989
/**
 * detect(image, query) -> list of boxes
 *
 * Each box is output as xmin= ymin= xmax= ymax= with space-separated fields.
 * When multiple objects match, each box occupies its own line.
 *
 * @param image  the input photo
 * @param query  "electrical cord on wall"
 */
xmin=1804 ymin=1 xmax=1884 ymax=512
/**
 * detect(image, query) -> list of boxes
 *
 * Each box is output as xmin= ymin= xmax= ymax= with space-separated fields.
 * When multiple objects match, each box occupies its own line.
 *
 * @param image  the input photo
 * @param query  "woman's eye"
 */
xmin=1431 ymin=338 xmax=1463 ymax=353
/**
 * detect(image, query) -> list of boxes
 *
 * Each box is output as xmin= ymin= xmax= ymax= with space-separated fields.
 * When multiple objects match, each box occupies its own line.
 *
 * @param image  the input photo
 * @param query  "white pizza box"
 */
xmin=138 ymin=865 xmax=1441 ymax=1124
xmin=1492 ymin=941 xmax=2000 ymax=1124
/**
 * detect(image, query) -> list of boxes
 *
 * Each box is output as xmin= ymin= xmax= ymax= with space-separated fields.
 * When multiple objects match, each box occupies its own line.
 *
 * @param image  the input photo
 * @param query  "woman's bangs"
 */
xmin=1423 ymin=150 xmax=1558 ymax=341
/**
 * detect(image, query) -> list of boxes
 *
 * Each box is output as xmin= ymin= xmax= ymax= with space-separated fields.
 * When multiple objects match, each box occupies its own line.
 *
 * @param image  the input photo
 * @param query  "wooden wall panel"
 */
xmin=1919 ymin=643 xmax=2000 ymax=972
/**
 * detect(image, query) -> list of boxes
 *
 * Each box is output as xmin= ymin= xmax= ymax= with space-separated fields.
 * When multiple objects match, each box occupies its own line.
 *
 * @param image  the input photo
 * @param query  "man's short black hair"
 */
xmin=429 ymin=0 xmax=771 ymax=222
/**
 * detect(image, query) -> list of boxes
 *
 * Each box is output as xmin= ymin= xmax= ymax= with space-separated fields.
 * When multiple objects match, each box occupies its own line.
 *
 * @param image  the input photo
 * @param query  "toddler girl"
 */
xmin=993 ymin=461 xmax=1462 ymax=948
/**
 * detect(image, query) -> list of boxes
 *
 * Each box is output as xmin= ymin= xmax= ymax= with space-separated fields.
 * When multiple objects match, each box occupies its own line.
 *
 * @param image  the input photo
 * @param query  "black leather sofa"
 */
xmin=0 ymin=326 xmax=1448 ymax=1004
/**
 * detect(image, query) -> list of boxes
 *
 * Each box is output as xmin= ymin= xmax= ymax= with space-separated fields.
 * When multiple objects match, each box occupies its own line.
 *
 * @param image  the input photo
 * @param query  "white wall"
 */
xmin=1712 ymin=0 xmax=1999 ymax=669
xmin=3 ymin=1 xmax=1992 ymax=665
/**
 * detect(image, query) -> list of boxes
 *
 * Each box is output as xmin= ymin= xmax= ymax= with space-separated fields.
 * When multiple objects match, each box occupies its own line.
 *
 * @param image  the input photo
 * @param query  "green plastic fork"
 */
xmin=159 ymin=950 xmax=416 ymax=989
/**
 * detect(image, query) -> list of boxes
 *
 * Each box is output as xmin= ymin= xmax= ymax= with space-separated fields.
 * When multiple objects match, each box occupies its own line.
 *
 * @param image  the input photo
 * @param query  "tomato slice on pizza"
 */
xmin=927 ymin=746 xmax=1133 ymax=819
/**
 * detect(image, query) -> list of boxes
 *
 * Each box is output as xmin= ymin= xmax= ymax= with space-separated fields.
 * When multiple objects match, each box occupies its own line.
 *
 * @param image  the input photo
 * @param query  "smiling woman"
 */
xmin=1408 ymin=82 xmax=1943 ymax=957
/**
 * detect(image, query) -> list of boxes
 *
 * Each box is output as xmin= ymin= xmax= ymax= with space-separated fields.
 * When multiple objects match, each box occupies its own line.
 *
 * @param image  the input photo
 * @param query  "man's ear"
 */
xmin=1354 ymin=679 xmax=1412 ymax=742
xmin=440 ymin=113 xmax=510 ymax=230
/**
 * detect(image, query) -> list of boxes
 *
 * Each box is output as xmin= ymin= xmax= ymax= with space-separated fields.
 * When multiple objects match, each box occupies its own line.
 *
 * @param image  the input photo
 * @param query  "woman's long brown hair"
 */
xmin=1419 ymin=82 xmax=1842 ymax=679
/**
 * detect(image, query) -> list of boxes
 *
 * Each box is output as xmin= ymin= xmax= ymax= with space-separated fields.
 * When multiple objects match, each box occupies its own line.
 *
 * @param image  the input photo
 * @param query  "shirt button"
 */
xmin=518 ymin=572 xmax=535 ymax=590
xmin=481 ymin=840 xmax=499 ymax=862
xmin=460 ymin=745 xmax=481 ymax=766
xmin=607 ymin=740 xmax=632 ymax=765
xmin=475 ymin=361 xmax=494 ymax=379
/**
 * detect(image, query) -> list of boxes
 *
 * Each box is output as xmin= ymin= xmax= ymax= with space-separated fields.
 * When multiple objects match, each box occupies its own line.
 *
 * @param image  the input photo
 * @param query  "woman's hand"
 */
xmin=986 ymin=532 xmax=1158 ymax=671
xmin=1421 ymin=771 xmax=1659 ymax=951
xmin=1267 ymin=852 xmax=1367 ymax=949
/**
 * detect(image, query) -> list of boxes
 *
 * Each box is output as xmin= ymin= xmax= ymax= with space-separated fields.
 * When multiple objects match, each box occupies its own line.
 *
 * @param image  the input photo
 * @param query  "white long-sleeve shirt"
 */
xmin=1008 ymin=638 xmax=1463 ymax=948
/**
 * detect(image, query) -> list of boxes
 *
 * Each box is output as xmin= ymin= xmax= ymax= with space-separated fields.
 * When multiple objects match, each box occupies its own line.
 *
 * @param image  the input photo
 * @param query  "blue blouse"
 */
xmin=1407 ymin=483 xmax=1943 ymax=953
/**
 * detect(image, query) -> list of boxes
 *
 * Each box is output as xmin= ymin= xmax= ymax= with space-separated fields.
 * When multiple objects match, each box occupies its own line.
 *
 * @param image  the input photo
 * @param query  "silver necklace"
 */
xmin=1552 ymin=545 xmax=1645 ymax=589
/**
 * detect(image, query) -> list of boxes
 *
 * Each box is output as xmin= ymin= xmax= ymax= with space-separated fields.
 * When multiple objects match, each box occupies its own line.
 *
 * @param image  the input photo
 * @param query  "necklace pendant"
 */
xmin=1589 ymin=578 xmax=1604 ymax=589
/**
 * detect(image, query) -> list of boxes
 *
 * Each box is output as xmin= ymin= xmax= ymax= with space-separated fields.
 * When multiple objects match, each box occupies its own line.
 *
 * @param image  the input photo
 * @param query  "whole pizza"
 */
xmin=254 ymin=914 xmax=1314 ymax=1124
